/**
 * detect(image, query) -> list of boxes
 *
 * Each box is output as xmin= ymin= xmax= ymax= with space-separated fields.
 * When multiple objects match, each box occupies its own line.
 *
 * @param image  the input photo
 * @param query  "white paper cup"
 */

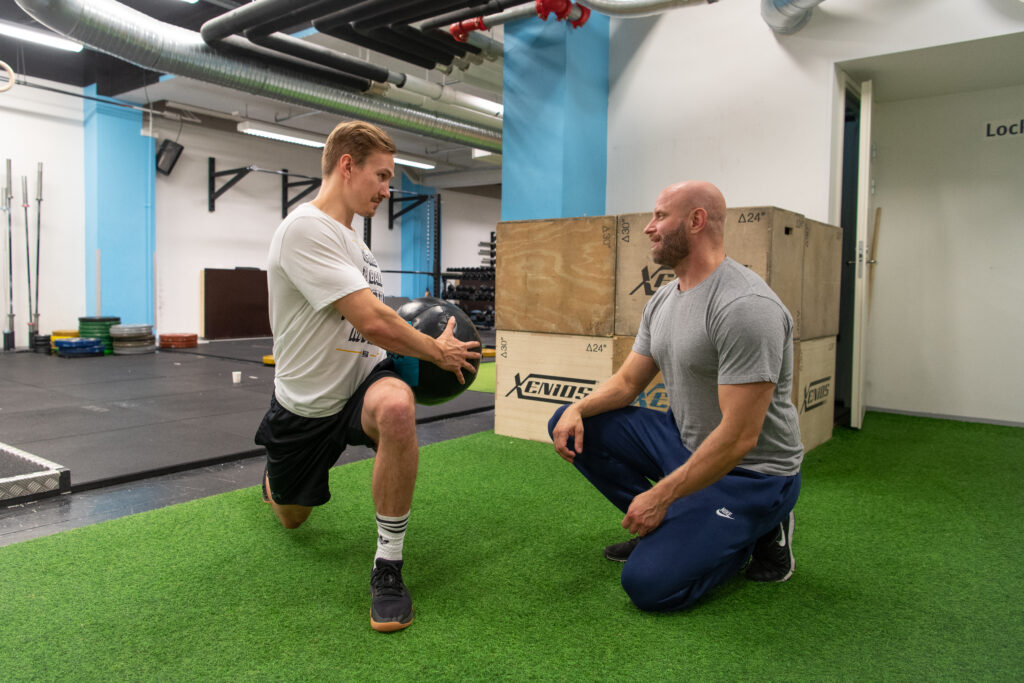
xmin=232 ymin=371 xmax=242 ymax=383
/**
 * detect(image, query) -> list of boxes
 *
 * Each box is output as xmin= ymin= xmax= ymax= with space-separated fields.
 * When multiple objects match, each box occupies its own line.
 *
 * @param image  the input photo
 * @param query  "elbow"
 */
xmin=737 ymin=434 xmax=760 ymax=457
xmin=727 ymin=430 xmax=761 ymax=463
xmin=355 ymin=318 xmax=391 ymax=348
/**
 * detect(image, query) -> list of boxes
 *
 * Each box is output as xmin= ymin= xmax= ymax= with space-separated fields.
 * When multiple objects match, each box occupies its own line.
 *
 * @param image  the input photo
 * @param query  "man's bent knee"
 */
xmin=274 ymin=504 xmax=312 ymax=530
xmin=621 ymin=561 xmax=700 ymax=612
xmin=363 ymin=379 xmax=416 ymax=441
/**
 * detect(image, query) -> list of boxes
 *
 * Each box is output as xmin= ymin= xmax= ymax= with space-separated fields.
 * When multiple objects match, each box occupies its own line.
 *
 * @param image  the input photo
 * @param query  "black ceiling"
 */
xmin=0 ymin=0 xmax=239 ymax=96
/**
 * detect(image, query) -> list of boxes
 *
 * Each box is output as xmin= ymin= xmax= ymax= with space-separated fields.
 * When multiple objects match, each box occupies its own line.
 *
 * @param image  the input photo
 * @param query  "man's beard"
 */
xmin=652 ymin=227 xmax=689 ymax=267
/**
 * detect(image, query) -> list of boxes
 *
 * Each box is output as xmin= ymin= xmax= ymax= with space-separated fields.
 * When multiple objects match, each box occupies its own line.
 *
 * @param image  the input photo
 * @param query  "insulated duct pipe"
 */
xmin=14 ymin=0 xmax=502 ymax=153
xmin=761 ymin=0 xmax=825 ymax=34
xmin=200 ymin=0 xmax=330 ymax=44
xmin=569 ymin=0 xmax=710 ymax=17
xmin=418 ymin=1 xmax=534 ymax=31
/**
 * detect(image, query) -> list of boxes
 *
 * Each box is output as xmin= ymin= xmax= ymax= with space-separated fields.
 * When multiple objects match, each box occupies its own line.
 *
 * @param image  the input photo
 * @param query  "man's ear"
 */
xmin=691 ymin=207 xmax=708 ymax=232
xmin=337 ymin=153 xmax=354 ymax=178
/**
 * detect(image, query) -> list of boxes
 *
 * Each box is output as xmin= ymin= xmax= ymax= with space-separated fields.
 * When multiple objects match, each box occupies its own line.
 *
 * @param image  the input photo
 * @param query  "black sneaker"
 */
xmin=745 ymin=510 xmax=795 ymax=582
xmin=603 ymin=537 xmax=640 ymax=562
xmin=370 ymin=558 xmax=414 ymax=632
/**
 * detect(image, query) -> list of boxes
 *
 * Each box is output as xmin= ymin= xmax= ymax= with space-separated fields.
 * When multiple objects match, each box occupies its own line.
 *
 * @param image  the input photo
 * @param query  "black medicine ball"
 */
xmin=390 ymin=297 xmax=481 ymax=405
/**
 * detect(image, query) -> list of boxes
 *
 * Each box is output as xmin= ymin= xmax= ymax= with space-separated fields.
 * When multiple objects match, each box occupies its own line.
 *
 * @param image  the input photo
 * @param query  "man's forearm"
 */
xmin=651 ymin=425 xmax=753 ymax=506
xmin=358 ymin=308 xmax=440 ymax=363
xmin=574 ymin=374 xmax=641 ymax=419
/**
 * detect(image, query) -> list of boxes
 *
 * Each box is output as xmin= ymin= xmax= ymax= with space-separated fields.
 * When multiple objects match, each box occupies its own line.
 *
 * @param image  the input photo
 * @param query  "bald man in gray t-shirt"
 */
xmin=549 ymin=181 xmax=804 ymax=612
xmin=635 ymin=256 xmax=803 ymax=476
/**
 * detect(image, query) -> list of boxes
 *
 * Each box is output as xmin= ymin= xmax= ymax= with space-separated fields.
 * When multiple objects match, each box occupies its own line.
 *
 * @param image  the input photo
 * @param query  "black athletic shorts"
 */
xmin=254 ymin=358 xmax=401 ymax=507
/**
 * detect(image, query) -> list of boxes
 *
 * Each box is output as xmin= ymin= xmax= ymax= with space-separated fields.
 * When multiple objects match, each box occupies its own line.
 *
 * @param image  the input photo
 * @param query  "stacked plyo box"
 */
xmin=495 ymin=209 xmax=841 ymax=452
xmin=720 ymin=209 xmax=842 ymax=451
xmin=495 ymin=216 xmax=667 ymax=443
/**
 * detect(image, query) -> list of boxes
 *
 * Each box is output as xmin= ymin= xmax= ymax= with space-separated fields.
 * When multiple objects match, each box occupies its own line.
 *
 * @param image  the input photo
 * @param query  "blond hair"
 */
xmin=321 ymin=121 xmax=396 ymax=177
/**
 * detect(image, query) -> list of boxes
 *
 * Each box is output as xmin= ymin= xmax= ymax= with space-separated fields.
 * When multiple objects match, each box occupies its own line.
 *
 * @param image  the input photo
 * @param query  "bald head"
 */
xmin=660 ymin=181 xmax=726 ymax=238
xmin=644 ymin=180 xmax=727 ymax=274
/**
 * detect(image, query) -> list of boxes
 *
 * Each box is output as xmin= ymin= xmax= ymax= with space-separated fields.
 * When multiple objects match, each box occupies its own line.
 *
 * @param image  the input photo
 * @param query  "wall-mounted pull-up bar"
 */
xmin=208 ymin=157 xmax=322 ymax=217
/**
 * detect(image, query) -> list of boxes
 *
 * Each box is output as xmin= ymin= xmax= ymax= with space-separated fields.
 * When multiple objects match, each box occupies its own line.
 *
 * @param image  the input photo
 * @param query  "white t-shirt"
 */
xmin=267 ymin=203 xmax=385 ymax=418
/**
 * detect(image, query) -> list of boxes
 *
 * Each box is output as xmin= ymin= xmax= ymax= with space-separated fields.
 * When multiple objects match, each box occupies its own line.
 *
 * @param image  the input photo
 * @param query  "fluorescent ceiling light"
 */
xmin=394 ymin=156 xmax=435 ymax=170
xmin=0 ymin=20 xmax=83 ymax=53
xmin=236 ymin=122 xmax=436 ymax=170
xmin=237 ymin=121 xmax=325 ymax=148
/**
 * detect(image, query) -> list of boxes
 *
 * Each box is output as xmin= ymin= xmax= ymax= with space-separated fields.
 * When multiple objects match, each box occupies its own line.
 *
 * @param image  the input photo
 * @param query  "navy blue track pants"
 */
xmin=548 ymin=404 xmax=800 ymax=612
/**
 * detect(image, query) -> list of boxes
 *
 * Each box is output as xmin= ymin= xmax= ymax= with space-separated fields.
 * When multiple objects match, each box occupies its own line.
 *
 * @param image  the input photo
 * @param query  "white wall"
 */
xmin=606 ymin=0 xmax=1024 ymax=218
xmin=606 ymin=1 xmax=1024 ymax=423
xmin=866 ymin=84 xmax=1024 ymax=424
xmin=442 ymin=190 xmax=500 ymax=271
xmin=0 ymin=79 xmax=85 ymax=339
xmin=151 ymin=120 xmax=499 ymax=331
xmin=151 ymin=118 xmax=326 ymax=334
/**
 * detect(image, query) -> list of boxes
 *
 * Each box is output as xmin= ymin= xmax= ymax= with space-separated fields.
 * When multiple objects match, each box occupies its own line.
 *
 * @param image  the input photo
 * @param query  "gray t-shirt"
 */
xmin=633 ymin=257 xmax=804 ymax=476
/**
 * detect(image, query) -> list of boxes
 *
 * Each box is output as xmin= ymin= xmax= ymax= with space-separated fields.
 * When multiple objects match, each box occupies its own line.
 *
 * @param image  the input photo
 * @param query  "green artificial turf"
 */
xmin=1 ymin=412 xmax=1021 ymax=681
xmin=466 ymin=360 xmax=495 ymax=394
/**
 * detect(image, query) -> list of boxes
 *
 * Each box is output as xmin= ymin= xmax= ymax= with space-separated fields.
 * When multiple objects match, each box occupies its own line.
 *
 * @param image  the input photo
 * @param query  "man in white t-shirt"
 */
xmin=255 ymin=121 xmax=480 ymax=633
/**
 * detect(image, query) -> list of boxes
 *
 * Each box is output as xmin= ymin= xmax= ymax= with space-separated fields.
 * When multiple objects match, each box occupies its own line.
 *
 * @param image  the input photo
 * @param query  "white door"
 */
xmin=849 ymin=79 xmax=874 ymax=429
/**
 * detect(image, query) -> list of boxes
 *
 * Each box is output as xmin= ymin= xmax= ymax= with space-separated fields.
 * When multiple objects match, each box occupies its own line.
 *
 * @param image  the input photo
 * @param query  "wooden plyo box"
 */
xmin=614 ymin=212 xmax=675 ymax=337
xmin=792 ymin=336 xmax=837 ymax=453
xmin=495 ymin=331 xmax=667 ymax=443
xmin=802 ymin=220 xmax=843 ymax=340
xmin=495 ymin=216 xmax=617 ymax=337
xmin=724 ymin=207 xmax=806 ymax=339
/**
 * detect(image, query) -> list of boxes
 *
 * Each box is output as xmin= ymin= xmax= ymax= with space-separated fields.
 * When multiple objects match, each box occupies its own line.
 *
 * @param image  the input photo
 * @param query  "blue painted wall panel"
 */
xmin=83 ymin=86 xmax=155 ymax=325
xmin=501 ymin=15 xmax=609 ymax=221
xmin=399 ymin=172 xmax=436 ymax=299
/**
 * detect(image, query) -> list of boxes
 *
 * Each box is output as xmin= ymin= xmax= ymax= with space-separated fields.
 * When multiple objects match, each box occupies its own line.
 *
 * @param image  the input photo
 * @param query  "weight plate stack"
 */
xmin=79 ymin=316 xmax=121 ymax=355
xmin=113 ymin=337 xmax=158 ymax=355
xmin=159 ymin=333 xmax=199 ymax=349
xmin=50 ymin=329 xmax=79 ymax=354
xmin=113 ymin=344 xmax=158 ymax=355
xmin=54 ymin=337 xmax=106 ymax=358
xmin=111 ymin=324 xmax=157 ymax=355
xmin=110 ymin=323 xmax=153 ymax=339
xmin=32 ymin=334 xmax=52 ymax=354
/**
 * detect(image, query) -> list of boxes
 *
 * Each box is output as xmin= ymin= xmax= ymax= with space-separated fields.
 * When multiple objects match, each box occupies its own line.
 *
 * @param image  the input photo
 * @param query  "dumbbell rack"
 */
xmin=442 ymin=231 xmax=494 ymax=329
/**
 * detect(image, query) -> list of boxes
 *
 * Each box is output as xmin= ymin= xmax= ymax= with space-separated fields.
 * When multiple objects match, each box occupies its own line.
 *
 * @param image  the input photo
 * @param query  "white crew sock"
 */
xmin=375 ymin=511 xmax=409 ymax=563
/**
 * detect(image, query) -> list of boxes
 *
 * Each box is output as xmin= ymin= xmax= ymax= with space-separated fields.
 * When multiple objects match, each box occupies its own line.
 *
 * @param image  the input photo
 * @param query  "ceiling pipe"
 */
xmin=244 ymin=0 xmax=352 ymax=37
xmin=314 ymin=0 xmax=425 ymax=33
xmin=418 ymin=1 xmax=533 ymax=31
xmin=317 ymin=23 xmax=443 ymax=70
xmin=450 ymin=1 xmax=590 ymax=41
xmin=200 ymin=0 xmax=328 ymax=44
xmin=761 ymin=0 xmax=825 ymax=34
xmin=574 ymin=0 xmax=711 ymax=17
xmin=396 ymin=74 xmax=503 ymax=118
xmin=352 ymin=0 xmax=474 ymax=30
xmin=13 ymin=0 xmax=502 ymax=153
xmin=242 ymin=30 xmax=391 ymax=84
xmin=464 ymin=32 xmax=504 ymax=62
xmin=450 ymin=2 xmax=538 ymax=39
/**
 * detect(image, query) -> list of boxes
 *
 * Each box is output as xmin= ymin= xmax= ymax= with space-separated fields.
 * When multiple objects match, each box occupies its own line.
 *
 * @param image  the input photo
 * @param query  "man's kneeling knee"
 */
xmin=621 ymin=564 xmax=700 ymax=613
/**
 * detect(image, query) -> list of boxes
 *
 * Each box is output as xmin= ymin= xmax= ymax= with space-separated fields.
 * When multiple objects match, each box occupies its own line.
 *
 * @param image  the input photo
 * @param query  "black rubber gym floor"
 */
xmin=0 ymin=338 xmax=494 ymax=497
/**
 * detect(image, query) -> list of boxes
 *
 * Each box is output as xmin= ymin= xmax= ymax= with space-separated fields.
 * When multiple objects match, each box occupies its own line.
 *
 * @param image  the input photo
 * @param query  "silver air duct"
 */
xmin=13 ymin=0 xmax=502 ymax=153
xmin=761 ymin=0 xmax=826 ymax=34
xmin=571 ymin=0 xmax=824 ymax=34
